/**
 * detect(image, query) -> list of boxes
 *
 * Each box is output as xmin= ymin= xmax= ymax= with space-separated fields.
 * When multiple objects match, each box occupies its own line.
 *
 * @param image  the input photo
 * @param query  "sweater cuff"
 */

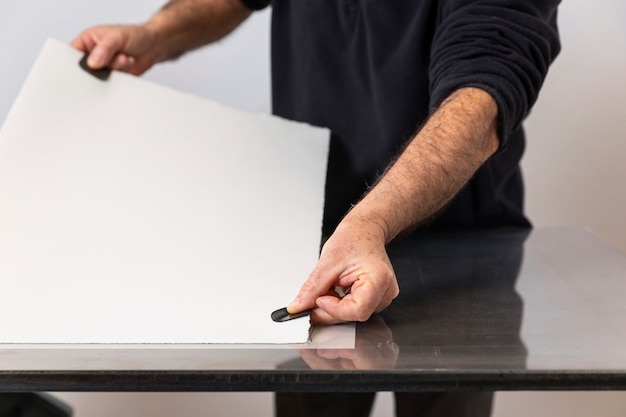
xmin=428 ymin=3 xmax=560 ymax=150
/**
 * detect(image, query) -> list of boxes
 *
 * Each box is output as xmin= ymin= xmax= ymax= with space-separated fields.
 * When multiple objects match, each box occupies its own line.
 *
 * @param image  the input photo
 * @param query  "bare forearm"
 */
xmin=289 ymin=87 xmax=500 ymax=323
xmin=146 ymin=0 xmax=252 ymax=63
xmin=343 ymin=87 xmax=500 ymax=242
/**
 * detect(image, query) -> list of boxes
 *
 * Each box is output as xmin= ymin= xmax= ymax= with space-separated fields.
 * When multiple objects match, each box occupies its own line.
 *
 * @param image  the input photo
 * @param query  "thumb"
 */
xmin=87 ymin=44 xmax=115 ymax=69
xmin=287 ymin=262 xmax=341 ymax=314
xmin=287 ymin=278 xmax=320 ymax=314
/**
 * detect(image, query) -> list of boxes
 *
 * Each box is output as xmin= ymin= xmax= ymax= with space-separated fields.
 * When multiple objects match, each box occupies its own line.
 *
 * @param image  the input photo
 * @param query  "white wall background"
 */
xmin=1 ymin=0 xmax=626 ymax=416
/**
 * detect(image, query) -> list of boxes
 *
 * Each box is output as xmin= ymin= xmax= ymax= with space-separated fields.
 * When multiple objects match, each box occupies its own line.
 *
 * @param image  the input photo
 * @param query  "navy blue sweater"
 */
xmin=242 ymin=0 xmax=561 ymax=235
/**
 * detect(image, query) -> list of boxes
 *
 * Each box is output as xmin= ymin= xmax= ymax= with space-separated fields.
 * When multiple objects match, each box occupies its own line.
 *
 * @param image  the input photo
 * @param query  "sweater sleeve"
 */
xmin=239 ymin=0 xmax=270 ymax=11
xmin=429 ymin=0 xmax=561 ymax=148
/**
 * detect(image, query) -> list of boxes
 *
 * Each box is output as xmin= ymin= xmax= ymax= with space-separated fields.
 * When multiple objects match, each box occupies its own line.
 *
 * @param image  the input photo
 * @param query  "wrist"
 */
xmin=143 ymin=14 xmax=180 ymax=63
xmin=337 ymin=207 xmax=392 ymax=246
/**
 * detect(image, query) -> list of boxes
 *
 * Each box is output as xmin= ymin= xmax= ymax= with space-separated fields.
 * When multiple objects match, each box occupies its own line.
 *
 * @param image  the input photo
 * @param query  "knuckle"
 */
xmin=354 ymin=309 xmax=372 ymax=322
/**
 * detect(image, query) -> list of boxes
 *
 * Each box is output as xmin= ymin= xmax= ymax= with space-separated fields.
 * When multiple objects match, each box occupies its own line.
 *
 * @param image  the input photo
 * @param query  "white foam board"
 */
xmin=0 ymin=39 xmax=330 ymax=345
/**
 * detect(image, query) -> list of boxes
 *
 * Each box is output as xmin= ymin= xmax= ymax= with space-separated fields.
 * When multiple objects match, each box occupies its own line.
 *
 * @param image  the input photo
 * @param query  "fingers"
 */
xmin=298 ymin=268 xmax=398 ymax=324
xmin=288 ymin=237 xmax=399 ymax=324
xmin=71 ymin=28 xmax=119 ymax=69
xmin=86 ymin=45 xmax=116 ymax=70
xmin=110 ymin=53 xmax=136 ymax=72
xmin=287 ymin=260 xmax=343 ymax=315
xmin=70 ymin=29 xmax=99 ymax=54
xmin=85 ymin=33 xmax=126 ymax=70
xmin=70 ymin=25 xmax=153 ymax=75
xmin=312 ymin=275 xmax=398 ymax=324
xmin=314 ymin=289 xmax=377 ymax=323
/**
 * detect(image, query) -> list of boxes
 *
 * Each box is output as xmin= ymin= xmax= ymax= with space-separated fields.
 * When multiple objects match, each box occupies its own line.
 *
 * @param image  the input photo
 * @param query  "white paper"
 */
xmin=0 ymin=39 xmax=330 ymax=345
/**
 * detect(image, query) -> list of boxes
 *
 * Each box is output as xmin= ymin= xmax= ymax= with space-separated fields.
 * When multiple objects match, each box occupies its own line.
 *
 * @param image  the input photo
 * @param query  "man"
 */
xmin=73 ymin=0 xmax=560 ymax=415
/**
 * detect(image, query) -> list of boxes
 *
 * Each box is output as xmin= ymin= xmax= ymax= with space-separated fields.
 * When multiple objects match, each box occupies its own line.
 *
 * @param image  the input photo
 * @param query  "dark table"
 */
xmin=2 ymin=228 xmax=626 ymax=392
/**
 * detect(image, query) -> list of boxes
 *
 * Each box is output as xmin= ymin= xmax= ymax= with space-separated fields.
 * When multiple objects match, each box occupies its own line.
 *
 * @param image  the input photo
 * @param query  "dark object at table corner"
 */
xmin=0 ymin=392 xmax=72 ymax=417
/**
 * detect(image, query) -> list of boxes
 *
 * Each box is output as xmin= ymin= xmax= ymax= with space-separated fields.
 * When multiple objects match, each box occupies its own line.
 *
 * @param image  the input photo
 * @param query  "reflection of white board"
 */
xmin=0 ymin=39 xmax=329 ymax=345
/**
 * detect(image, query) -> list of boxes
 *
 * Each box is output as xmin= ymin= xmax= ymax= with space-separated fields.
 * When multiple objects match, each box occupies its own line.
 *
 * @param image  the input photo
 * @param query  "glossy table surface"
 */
xmin=2 ymin=228 xmax=626 ymax=392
